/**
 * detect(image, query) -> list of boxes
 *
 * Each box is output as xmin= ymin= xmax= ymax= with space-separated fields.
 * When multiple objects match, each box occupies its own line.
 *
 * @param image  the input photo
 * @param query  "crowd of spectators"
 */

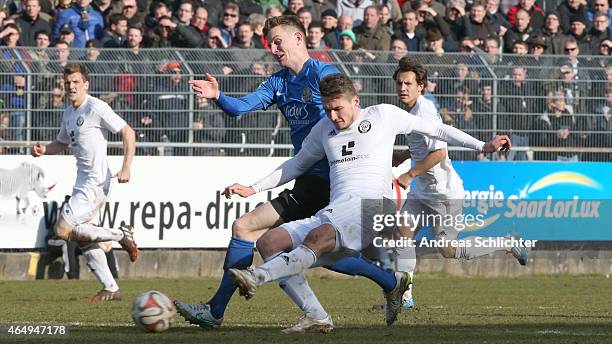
xmin=0 ymin=0 xmax=610 ymax=160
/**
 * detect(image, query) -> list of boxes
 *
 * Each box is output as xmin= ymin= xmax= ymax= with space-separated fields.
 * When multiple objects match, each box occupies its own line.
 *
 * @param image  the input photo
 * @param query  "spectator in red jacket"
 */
xmin=507 ymin=0 xmax=545 ymax=31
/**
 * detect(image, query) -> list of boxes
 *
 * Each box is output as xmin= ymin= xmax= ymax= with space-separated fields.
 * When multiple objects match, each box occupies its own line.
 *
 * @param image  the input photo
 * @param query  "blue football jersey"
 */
xmin=251 ymin=59 xmax=338 ymax=180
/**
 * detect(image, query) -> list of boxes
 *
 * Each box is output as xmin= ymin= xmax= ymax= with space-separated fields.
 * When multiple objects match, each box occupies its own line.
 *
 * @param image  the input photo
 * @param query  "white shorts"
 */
xmin=61 ymin=183 xmax=110 ymax=227
xmin=282 ymin=194 xmax=390 ymax=252
xmin=401 ymin=194 xmax=463 ymax=240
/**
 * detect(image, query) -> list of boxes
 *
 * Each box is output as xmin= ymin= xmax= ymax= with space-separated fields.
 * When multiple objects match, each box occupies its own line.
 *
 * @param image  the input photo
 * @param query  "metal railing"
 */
xmin=0 ymin=48 xmax=610 ymax=161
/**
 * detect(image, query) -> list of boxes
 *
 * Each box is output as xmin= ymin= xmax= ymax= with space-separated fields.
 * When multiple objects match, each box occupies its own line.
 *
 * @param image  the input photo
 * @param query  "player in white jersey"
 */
xmin=390 ymin=57 xmax=529 ymax=310
xmin=32 ymin=63 xmax=139 ymax=301
xmin=224 ymin=73 xmax=511 ymax=329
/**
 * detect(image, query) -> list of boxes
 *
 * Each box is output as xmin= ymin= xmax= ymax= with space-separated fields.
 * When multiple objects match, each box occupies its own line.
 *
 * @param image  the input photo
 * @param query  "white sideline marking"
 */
xmin=535 ymin=329 xmax=611 ymax=336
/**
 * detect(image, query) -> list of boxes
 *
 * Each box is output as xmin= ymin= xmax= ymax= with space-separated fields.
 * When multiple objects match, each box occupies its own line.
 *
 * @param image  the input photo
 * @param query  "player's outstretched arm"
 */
xmin=389 ymin=104 xmax=484 ymax=151
xmin=114 ymin=124 xmax=136 ymax=183
xmin=31 ymin=141 xmax=68 ymax=157
xmin=224 ymin=123 xmax=325 ymax=196
xmin=389 ymin=104 xmax=510 ymax=154
xmin=248 ymin=131 xmax=325 ymax=194
xmin=249 ymin=153 xmax=318 ymax=194
xmin=190 ymin=73 xmax=274 ymax=117
xmin=412 ymin=120 xmax=511 ymax=153
xmin=222 ymin=150 xmax=321 ymax=199
xmin=409 ymin=119 xmax=486 ymax=152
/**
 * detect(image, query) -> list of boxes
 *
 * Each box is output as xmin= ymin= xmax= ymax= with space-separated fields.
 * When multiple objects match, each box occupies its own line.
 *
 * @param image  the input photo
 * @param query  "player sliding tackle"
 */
xmin=224 ymin=73 xmax=511 ymax=330
xmin=175 ymin=15 xmax=418 ymax=332
xmin=31 ymin=63 xmax=139 ymax=301
xmin=390 ymin=58 xmax=529 ymax=310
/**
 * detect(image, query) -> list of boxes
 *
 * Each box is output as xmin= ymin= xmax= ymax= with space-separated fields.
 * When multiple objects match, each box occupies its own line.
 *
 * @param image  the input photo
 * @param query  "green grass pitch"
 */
xmin=1 ymin=274 xmax=611 ymax=343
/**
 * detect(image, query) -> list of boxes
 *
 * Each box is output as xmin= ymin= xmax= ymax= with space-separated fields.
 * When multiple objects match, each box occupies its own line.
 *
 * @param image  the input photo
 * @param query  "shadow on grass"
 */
xmin=7 ymin=323 xmax=612 ymax=344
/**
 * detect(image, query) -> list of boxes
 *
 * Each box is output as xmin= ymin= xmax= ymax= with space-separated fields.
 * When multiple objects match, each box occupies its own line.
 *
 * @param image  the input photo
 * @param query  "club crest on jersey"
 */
xmin=358 ymin=120 xmax=371 ymax=133
xmin=76 ymin=116 xmax=84 ymax=127
xmin=301 ymin=87 xmax=312 ymax=101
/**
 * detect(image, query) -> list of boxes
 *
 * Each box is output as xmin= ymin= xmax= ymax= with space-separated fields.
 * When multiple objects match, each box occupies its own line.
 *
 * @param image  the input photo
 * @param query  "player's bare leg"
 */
xmin=254 ymin=226 xmax=293 ymax=260
xmin=232 ymin=202 xmax=283 ymax=241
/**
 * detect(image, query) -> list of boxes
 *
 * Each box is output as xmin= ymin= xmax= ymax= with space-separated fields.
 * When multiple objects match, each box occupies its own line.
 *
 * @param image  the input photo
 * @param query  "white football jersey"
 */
xmin=253 ymin=103 xmax=484 ymax=203
xmin=306 ymin=104 xmax=409 ymax=201
xmin=405 ymin=96 xmax=464 ymax=200
xmin=57 ymin=95 xmax=126 ymax=188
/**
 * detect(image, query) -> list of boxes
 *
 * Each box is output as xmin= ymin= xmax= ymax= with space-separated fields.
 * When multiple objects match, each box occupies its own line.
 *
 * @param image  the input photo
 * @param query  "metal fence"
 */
xmin=0 ymin=47 xmax=610 ymax=161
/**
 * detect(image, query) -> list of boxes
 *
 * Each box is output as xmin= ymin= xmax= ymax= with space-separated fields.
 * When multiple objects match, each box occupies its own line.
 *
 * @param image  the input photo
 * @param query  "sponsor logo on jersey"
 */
xmin=330 ymin=154 xmax=372 ymax=166
xmin=284 ymin=103 xmax=310 ymax=125
xmin=328 ymin=129 xmax=337 ymax=137
xmin=76 ymin=116 xmax=84 ymax=127
xmin=341 ymin=141 xmax=355 ymax=156
xmin=358 ymin=120 xmax=371 ymax=133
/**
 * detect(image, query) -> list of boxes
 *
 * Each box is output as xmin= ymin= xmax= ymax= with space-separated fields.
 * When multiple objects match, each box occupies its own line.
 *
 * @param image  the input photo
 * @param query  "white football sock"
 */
xmin=61 ymin=242 xmax=70 ymax=273
xmin=263 ymin=251 xmax=328 ymax=321
xmin=395 ymin=246 xmax=416 ymax=273
xmin=395 ymin=246 xmax=416 ymax=301
xmin=71 ymin=223 xmax=124 ymax=242
xmin=83 ymin=246 xmax=119 ymax=292
xmin=279 ymin=272 xmax=328 ymax=320
xmin=255 ymin=245 xmax=316 ymax=285
xmin=265 ymin=252 xmax=305 ymax=311
xmin=455 ymin=236 xmax=506 ymax=260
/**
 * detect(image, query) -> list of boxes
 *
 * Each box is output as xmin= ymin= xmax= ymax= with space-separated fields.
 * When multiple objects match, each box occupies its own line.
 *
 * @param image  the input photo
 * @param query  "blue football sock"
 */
xmin=326 ymin=254 xmax=397 ymax=293
xmin=208 ymin=237 xmax=254 ymax=319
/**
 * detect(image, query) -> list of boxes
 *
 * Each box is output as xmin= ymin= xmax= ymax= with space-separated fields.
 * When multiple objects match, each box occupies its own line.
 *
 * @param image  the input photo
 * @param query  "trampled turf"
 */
xmin=1 ymin=274 xmax=611 ymax=343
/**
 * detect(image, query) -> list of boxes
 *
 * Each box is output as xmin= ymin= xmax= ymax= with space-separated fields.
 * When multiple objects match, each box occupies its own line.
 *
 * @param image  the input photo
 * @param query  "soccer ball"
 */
xmin=131 ymin=290 xmax=176 ymax=333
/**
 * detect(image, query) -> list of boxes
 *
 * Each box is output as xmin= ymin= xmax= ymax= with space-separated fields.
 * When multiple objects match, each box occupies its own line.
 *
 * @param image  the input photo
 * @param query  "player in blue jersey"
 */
xmin=174 ymin=15 xmax=407 ymax=332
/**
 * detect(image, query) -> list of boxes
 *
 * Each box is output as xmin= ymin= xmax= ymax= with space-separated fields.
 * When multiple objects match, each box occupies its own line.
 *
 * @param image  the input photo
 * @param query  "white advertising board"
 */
xmin=0 ymin=155 xmax=293 ymax=248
